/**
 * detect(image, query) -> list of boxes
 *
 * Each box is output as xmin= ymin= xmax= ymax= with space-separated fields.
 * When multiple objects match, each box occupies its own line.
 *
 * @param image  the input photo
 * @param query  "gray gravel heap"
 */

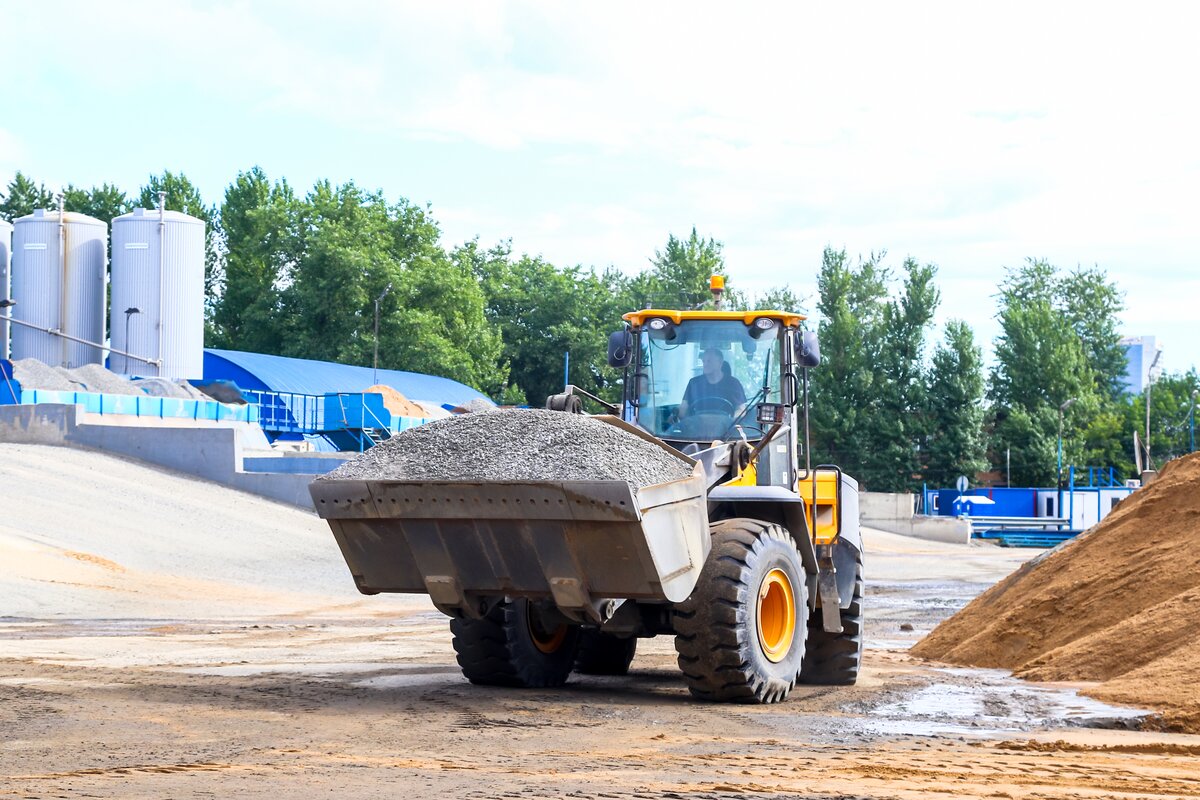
xmin=132 ymin=376 xmax=209 ymax=400
xmin=61 ymin=364 xmax=146 ymax=396
xmin=11 ymin=358 xmax=85 ymax=392
xmin=320 ymin=408 xmax=692 ymax=488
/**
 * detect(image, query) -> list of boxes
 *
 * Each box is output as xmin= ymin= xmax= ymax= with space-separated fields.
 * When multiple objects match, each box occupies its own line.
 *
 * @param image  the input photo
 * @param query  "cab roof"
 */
xmin=622 ymin=309 xmax=807 ymax=327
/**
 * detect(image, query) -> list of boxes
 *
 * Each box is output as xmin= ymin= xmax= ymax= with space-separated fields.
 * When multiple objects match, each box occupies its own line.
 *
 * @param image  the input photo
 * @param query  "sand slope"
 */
xmin=0 ymin=443 xmax=372 ymax=619
xmin=913 ymin=452 xmax=1200 ymax=731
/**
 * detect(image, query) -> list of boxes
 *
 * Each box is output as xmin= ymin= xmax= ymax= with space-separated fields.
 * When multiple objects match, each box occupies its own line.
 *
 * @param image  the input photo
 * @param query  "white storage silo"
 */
xmin=11 ymin=209 xmax=108 ymax=367
xmin=110 ymin=207 xmax=205 ymax=379
xmin=0 ymin=218 xmax=11 ymax=358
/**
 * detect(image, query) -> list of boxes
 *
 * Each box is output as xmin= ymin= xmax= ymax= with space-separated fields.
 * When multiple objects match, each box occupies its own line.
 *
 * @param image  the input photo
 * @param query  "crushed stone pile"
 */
xmin=320 ymin=408 xmax=692 ymax=488
xmin=10 ymin=358 xmax=83 ymax=392
xmin=131 ymin=376 xmax=209 ymax=400
xmin=62 ymin=364 xmax=146 ymax=395
xmin=912 ymin=452 xmax=1200 ymax=733
xmin=12 ymin=358 xmax=206 ymax=400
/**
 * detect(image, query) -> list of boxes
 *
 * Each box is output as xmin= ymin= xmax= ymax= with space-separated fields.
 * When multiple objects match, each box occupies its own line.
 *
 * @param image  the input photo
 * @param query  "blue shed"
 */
xmin=202 ymin=349 xmax=492 ymax=408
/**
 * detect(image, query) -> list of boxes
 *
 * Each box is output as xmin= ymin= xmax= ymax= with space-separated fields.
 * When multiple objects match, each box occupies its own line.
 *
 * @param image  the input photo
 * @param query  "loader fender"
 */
xmin=833 ymin=537 xmax=861 ymax=611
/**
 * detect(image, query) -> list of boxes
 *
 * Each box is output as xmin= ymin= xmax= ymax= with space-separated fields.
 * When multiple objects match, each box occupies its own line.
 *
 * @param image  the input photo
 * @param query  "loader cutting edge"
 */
xmin=310 ymin=417 xmax=712 ymax=621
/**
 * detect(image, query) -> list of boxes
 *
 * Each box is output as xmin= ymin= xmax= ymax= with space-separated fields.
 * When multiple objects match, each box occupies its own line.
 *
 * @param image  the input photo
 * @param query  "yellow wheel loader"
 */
xmin=311 ymin=288 xmax=862 ymax=704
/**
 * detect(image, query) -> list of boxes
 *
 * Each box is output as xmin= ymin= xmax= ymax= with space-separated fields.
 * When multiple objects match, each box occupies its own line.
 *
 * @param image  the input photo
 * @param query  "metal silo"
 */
xmin=0 ymin=218 xmax=11 ymax=358
xmin=110 ymin=202 xmax=205 ymax=379
xmin=10 ymin=207 xmax=108 ymax=367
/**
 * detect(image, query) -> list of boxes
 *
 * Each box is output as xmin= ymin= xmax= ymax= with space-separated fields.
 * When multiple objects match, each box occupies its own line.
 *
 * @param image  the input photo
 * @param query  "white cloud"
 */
xmin=5 ymin=1 xmax=1200 ymax=365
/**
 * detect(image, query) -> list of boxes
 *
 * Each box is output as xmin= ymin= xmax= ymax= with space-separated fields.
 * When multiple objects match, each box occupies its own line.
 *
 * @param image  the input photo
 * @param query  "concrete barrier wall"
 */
xmin=860 ymin=492 xmax=915 ymax=520
xmin=860 ymin=490 xmax=972 ymax=545
xmin=0 ymin=404 xmax=318 ymax=508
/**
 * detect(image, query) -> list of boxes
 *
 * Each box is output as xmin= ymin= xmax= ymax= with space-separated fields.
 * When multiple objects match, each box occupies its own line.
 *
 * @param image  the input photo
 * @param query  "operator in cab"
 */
xmin=678 ymin=348 xmax=746 ymax=419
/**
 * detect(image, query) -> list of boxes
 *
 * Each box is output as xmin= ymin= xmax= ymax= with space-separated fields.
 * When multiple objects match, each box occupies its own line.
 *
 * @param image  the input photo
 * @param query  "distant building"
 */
xmin=1120 ymin=335 xmax=1160 ymax=394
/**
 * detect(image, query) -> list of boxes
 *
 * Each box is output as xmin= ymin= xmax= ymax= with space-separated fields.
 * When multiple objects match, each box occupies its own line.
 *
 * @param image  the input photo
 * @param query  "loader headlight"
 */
xmin=646 ymin=317 xmax=676 ymax=341
xmin=749 ymin=317 xmax=777 ymax=340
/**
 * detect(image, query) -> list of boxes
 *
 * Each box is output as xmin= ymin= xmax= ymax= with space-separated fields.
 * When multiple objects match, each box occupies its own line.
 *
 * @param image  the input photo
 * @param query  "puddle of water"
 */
xmin=862 ymin=668 xmax=1145 ymax=738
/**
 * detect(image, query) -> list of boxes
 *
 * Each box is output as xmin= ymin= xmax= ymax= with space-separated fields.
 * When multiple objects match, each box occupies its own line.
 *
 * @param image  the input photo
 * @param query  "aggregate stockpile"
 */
xmin=321 ymin=408 xmax=693 ymax=485
xmin=313 ymin=408 xmax=708 ymax=621
xmin=913 ymin=453 xmax=1200 ymax=732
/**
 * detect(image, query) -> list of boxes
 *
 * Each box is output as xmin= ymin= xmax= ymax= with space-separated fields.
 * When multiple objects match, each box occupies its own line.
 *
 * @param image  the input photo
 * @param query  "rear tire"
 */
xmin=574 ymin=630 xmax=637 ymax=675
xmin=799 ymin=548 xmax=864 ymax=685
xmin=450 ymin=599 xmax=580 ymax=688
xmin=673 ymin=519 xmax=807 ymax=704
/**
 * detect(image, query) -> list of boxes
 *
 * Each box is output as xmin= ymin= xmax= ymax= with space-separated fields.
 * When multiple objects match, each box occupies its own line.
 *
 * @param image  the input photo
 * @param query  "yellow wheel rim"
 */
xmin=527 ymin=610 xmax=568 ymax=654
xmin=757 ymin=568 xmax=797 ymax=663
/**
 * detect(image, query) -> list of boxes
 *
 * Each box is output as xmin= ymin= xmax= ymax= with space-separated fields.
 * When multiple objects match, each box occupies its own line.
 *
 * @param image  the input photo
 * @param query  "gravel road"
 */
xmin=2 ymin=445 xmax=1194 ymax=799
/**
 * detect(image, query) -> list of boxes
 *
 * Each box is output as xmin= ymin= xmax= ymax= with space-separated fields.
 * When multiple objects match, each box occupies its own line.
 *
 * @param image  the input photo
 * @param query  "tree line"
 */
xmin=3 ymin=170 xmax=1194 ymax=488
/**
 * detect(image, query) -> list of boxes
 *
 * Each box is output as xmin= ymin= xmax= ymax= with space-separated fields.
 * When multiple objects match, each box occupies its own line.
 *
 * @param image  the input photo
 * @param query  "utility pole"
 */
xmin=1057 ymin=397 xmax=1076 ymax=524
xmin=373 ymin=283 xmax=392 ymax=386
xmin=1144 ymin=349 xmax=1163 ymax=469
xmin=1190 ymin=389 xmax=1198 ymax=454
xmin=1006 ymin=447 xmax=1011 ymax=488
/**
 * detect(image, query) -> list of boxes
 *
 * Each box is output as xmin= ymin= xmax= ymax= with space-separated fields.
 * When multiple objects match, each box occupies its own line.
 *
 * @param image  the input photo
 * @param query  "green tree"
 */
xmin=279 ymin=181 xmax=504 ymax=394
xmin=0 ymin=172 xmax=54 ymax=220
xmin=63 ymin=183 xmax=129 ymax=224
xmin=211 ymin=167 xmax=298 ymax=353
xmin=924 ymin=320 xmax=987 ymax=487
xmin=810 ymin=248 xmax=888 ymax=478
xmin=1060 ymin=266 xmax=1127 ymax=402
xmin=138 ymin=171 xmax=221 ymax=330
xmin=989 ymin=259 xmax=1103 ymax=486
xmin=465 ymin=241 xmax=628 ymax=406
xmin=1125 ymin=370 xmax=1200 ymax=472
xmin=629 ymin=227 xmax=731 ymax=309
xmin=856 ymin=258 xmax=941 ymax=491
xmin=754 ymin=285 xmax=806 ymax=312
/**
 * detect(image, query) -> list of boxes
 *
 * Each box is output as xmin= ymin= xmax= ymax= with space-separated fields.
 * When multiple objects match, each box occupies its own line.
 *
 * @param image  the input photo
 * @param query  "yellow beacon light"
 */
xmin=709 ymin=274 xmax=725 ymax=292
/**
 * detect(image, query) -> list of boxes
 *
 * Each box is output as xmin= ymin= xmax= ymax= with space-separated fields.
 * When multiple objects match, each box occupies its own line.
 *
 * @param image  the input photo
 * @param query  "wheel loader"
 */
xmin=311 ymin=281 xmax=863 ymax=704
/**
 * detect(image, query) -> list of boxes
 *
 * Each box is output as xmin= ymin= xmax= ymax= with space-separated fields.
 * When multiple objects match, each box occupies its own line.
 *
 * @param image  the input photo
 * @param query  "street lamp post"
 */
xmin=1057 ymin=397 xmax=1076 ymax=527
xmin=1190 ymin=389 xmax=1198 ymax=454
xmin=1144 ymin=349 xmax=1163 ymax=469
xmin=373 ymin=283 xmax=393 ymax=386
xmin=123 ymin=307 xmax=141 ymax=374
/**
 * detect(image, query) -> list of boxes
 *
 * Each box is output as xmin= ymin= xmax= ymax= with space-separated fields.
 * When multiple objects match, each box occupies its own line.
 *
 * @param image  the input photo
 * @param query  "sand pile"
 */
xmin=912 ymin=452 xmax=1200 ymax=732
xmin=320 ymin=408 xmax=692 ymax=488
xmin=364 ymin=384 xmax=427 ymax=417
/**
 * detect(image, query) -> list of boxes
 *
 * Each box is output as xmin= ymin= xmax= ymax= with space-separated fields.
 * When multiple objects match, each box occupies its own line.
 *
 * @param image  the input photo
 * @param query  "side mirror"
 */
xmin=796 ymin=330 xmax=820 ymax=368
xmin=607 ymin=329 xmax=633 ymax=368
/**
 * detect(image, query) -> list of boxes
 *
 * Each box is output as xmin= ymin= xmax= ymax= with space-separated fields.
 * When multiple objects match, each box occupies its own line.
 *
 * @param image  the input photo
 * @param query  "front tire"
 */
xmin=450 ymin=599 xmax=580 ymax=688
xmin=673 ymin=519 xmax=808 ymax=703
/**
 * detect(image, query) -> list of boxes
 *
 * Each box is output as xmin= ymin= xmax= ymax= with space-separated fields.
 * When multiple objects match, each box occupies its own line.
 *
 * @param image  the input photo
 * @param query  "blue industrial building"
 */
xmin=201 ymin=349 xmax=494 ymax=450
xmin=202 ymin=349 xmax=491 ymax=408
xmin=923 ymin=467 xmax=1135 ymax=547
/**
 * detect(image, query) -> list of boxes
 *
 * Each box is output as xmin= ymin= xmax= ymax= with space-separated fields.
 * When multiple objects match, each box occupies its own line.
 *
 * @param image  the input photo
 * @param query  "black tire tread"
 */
xmin=672 ymin=518 xmax=805 ymax=704
xmin=798 ymin=553 xmax=864 ymax=685
xmin=450 ymin=601 xmax=578 ymax=688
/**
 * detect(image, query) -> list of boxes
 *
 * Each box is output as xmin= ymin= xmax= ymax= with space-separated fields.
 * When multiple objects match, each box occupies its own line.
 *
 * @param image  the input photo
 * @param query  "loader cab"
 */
xmin=613 ymin=311 xmax=811 ymax=476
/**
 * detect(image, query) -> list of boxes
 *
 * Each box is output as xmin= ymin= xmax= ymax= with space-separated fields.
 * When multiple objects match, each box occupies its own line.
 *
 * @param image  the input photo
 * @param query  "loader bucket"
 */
xmin=309 ymin=418 xmax=711 ymax=620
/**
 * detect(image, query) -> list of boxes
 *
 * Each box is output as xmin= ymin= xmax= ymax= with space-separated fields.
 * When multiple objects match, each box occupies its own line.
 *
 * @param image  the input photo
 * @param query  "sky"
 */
xmin=2 ymin=1 xmax=1197 ymax=372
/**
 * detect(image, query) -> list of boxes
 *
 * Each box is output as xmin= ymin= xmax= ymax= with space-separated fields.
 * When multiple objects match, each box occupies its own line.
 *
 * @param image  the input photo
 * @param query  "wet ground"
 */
xmin=6 ymin=446 xmax=1198 ymax=797
xmin=5 ymin=546 xmax=1199 ymax=799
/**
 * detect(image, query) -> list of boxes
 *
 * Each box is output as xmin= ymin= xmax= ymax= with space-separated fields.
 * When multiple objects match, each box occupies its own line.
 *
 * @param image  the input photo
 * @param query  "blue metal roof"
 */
xmin=203 ymin=349 xmax=493 ymax=407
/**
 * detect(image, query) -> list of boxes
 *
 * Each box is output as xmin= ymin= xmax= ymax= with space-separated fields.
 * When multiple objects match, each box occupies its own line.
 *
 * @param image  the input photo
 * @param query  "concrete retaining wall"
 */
xmin=860 ymin=490 xmax=972 ymax=545
xmin=0 ymin=404 xmax=319 ymax=508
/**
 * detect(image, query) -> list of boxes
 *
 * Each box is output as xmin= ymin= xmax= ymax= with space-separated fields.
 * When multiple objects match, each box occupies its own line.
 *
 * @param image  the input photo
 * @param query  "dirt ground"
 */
xmin=3 ymin=444 xmax=1200 ymax=799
